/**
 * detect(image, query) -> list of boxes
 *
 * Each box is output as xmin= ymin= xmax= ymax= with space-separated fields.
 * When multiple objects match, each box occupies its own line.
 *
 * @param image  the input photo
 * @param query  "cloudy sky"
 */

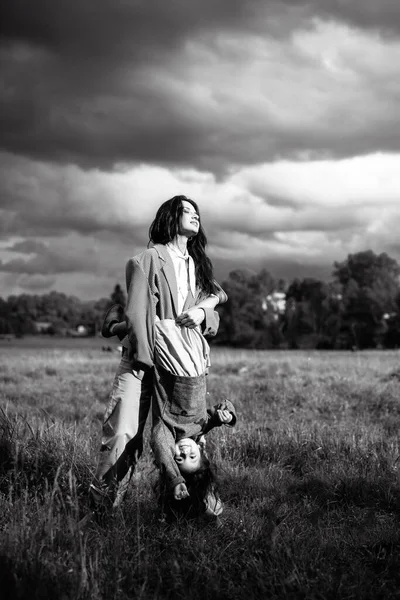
xmin=1 ymin=0 xmax=400 ymax=300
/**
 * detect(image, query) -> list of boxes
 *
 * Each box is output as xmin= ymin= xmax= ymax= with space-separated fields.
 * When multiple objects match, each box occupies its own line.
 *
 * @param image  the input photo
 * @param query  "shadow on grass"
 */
xmin=0 ymin=553 xmax=77 ymax=600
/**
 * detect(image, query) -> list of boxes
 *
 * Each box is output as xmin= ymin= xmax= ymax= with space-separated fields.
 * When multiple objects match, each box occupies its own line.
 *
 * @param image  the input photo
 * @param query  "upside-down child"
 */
xmin=151 ymin=317 xmax=236 ymax=520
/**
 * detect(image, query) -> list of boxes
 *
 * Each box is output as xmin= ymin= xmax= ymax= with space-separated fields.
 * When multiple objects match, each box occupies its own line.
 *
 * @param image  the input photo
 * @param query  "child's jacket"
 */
xmin=151 ymin=368 xmax=236 ymax=490
xmin=151 ymin=318 xmax=236 ymax=490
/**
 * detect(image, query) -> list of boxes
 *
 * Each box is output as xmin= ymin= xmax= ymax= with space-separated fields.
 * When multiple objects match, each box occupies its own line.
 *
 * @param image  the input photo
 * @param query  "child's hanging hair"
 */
xmin=155 ymin=454 xmax=221 ymax=522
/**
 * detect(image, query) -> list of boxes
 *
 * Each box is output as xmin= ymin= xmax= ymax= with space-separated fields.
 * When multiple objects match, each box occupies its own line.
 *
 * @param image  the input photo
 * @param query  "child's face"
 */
xmin=174 ymin=438 xmax=201 ymax=474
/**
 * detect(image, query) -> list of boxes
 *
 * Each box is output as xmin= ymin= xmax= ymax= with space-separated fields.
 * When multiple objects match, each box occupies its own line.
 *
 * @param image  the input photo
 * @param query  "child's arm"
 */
xmin=202 ymin=400 xmax=237 ymax=435
xmin=216 ymin=408 xmax=233 ymax=424
xmin=151 ymin=421 xmax=186 ymax=493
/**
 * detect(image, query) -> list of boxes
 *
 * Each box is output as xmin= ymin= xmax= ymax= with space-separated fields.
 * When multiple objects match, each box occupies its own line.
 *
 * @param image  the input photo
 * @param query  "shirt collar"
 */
xmin=166 ymin=242 xmax=189 ymax=260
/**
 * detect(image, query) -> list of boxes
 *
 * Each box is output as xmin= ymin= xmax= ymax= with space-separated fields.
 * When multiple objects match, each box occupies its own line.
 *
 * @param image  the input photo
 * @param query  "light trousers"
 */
xmin=91 ymin=353 xmax=152 ymax=509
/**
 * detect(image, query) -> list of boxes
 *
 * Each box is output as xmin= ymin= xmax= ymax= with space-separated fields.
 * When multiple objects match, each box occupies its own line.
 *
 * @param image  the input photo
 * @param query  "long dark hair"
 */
xmin=148 ymin=195 xmax=217 ymax=297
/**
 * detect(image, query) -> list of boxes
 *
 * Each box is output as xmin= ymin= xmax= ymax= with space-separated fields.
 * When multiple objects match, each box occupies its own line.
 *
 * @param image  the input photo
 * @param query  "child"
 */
xmin=153 ymin=403 xmax=236 ymax=522
xmin=151 ymin=317 xmax=236 ymax=521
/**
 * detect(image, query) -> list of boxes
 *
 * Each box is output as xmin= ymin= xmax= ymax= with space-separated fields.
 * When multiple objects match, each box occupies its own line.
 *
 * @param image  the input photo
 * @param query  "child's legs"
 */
xmin=92 ymin=355 xmax=152 ymax=505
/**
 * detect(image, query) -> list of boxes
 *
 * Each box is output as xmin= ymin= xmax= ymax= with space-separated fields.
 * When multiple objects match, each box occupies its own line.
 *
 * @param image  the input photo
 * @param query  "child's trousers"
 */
xmin=90 ymin=352 xmax=152 ymax=510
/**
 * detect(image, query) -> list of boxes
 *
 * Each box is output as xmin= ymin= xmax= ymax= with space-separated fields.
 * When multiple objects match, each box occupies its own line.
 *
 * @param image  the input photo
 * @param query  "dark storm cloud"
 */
xmin=316 ymin=0 xmax=400 ymax=36
xmin=2 ymin=0 xmax=400 ymax=172
xmin=4 ymin=0 xmax=399 ymax=61
xmin=3 ymin=0 xmax=398 ymax=172
xmin=1 ymin=0 xmax=293 ymax=59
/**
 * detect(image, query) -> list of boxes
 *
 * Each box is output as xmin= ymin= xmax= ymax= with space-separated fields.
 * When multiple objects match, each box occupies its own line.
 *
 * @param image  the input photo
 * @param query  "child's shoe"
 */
xmin=101 ymin=304 xmax=125 ymax=338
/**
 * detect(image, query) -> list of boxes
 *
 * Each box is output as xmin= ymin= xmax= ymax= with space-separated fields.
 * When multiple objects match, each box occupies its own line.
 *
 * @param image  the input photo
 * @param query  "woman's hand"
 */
xmin=174 ymin=482 xmax=189 ymax=500
xmin=175 ymin=307 xmax=205 ymax=329
xmin=217 ymin=409 xmax=233 ymax=424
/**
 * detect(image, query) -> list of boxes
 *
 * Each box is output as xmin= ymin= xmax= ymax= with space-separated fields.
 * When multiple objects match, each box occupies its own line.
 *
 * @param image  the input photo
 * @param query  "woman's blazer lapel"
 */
xmin=153 ymin=244 xmax=180 ymax=315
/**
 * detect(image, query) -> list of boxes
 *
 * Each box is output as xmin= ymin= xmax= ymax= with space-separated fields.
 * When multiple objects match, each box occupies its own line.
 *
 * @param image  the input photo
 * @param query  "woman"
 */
xmin=90 ymin=195 xmax=227 ymax=513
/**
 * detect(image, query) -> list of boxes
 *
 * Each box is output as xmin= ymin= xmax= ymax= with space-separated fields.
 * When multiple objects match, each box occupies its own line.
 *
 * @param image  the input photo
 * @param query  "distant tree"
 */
xmin=284 ymin=278 xmax=329 ymax=347
xmin=217 ymin=268 xmax=278 ymax=348
xmin=2 ymin=291 xmax=107 ymax=336
xmin=282 ymin=297 xmax=300 ymax=349
xmin=0 ymin=297 xmax=13 ymax=335
xmin=333 ymin=251 xmax=400 ymax=349
xmin=110 ymin=284 xmax=126 ymax=309
xmin=333 ymin=250 xmax=400 ymax=315
xmin=384 ymin=293 xmax=400 ymax=348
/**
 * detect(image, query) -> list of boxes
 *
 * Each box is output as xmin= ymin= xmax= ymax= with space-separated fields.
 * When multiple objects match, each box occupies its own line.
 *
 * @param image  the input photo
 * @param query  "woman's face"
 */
xmin=178 ymin=200 xmax=200 ymax=238
xmin=174 ymin=437 xmax=201 ymax=474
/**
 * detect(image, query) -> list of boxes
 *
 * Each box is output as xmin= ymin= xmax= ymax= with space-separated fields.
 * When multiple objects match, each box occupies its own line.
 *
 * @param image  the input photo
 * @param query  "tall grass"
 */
xmin=1 ymin=342 xmax=400 ymax=599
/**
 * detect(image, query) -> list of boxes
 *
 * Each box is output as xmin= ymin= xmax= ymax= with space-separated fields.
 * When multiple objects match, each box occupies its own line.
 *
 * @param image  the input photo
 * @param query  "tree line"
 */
xmin=0 ymin=285 xmax=126 ymax=338
xmin=1 ymin=250 xmax=400 ymax=349
xmin=216 ymin=250 xmax=400 ymax=350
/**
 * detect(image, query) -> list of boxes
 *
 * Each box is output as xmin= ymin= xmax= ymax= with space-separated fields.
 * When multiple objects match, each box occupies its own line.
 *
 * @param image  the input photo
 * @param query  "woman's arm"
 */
xmin=106 ymin=290 xmax=223 ymax=337
xmin=176 ymin=295 xmax=218 ymax=328
xmin=124 ymin=257 xmax=155 ymax=370
xmin=176 ymin=281 xmax=227 ymax=330
xmin=212 ymin=280 xmax=228 ymax=305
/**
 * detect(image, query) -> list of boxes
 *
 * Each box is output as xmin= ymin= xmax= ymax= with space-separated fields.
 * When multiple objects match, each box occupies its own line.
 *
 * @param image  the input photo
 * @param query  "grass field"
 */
xmin=1 ymin=338 xmax=400 ymax=599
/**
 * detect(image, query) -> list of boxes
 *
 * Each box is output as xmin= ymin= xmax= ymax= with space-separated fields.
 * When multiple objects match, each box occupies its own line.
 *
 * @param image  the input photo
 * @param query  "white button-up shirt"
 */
xmin=166 ymin=243 xmax=196 ymax=314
